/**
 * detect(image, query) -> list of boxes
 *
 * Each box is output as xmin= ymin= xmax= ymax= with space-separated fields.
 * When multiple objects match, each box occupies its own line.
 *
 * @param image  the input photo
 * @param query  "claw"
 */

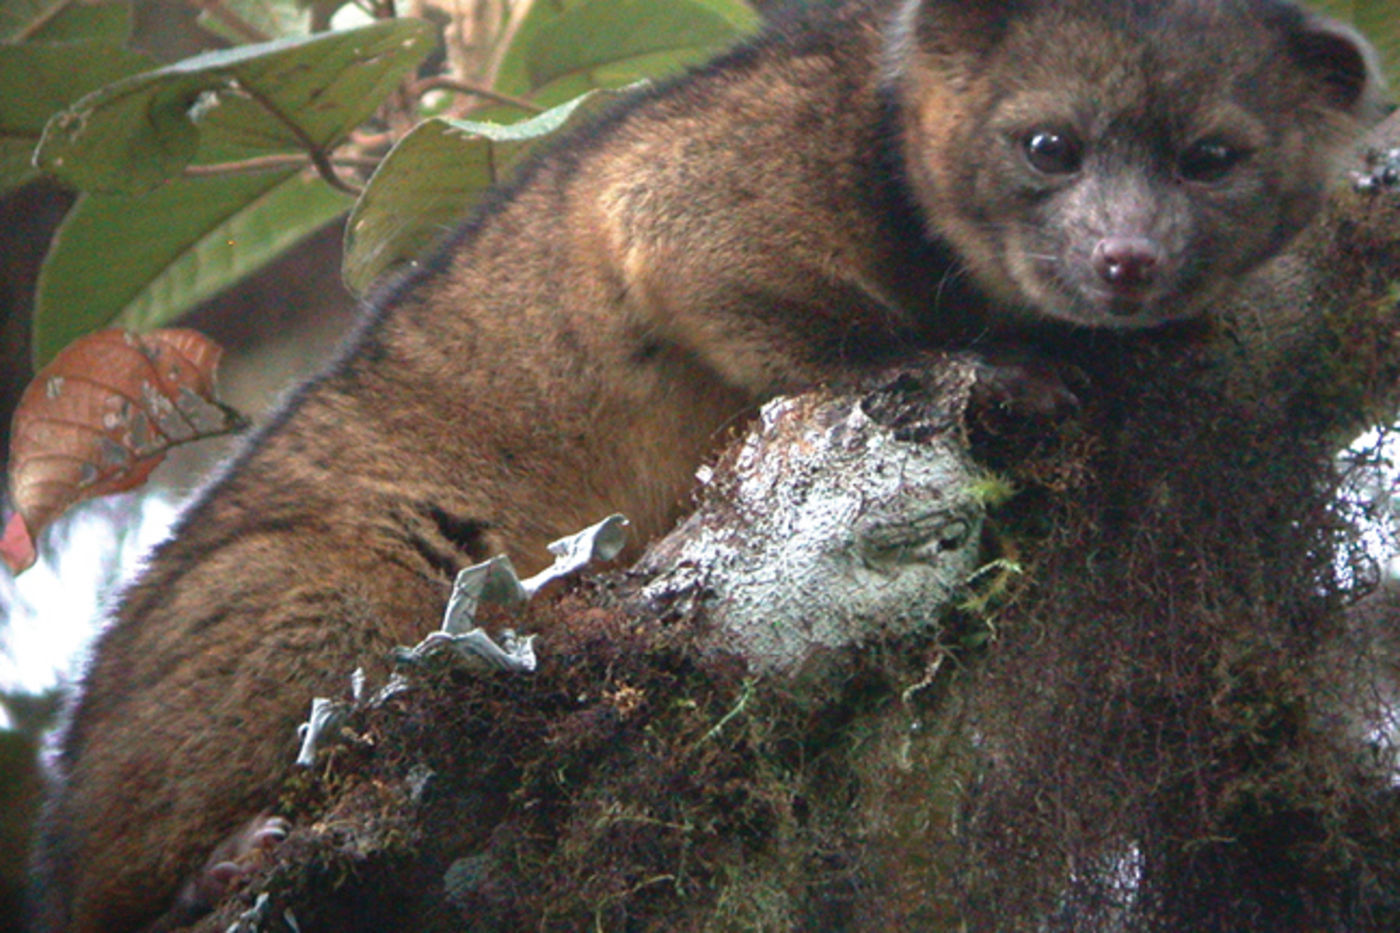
xmin=967 ymin=352 xmax=1080 ymax=415
xmin=174 ymin=814 xmax=290 ymax=918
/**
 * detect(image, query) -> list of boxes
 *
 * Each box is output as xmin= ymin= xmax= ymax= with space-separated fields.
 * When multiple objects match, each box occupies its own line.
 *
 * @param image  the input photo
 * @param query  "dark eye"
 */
xmin=1023 ymin=129 xmax=1083 ymax=175
xmin=1178 ymin=138 xmax=1249 ymax=182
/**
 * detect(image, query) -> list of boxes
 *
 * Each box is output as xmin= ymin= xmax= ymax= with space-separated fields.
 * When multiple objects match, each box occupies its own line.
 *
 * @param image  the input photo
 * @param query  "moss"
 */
xmin=937 ymin=319 xmax=1400 ymax=931
xmin=197 ymin=588 xmax=982 ymax=930
xmin=965 ymin=469 xmax=1018 ymax=508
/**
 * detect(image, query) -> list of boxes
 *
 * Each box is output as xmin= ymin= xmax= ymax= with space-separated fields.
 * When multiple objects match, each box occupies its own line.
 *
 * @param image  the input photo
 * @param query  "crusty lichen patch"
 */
xmin=635 ymin=371 xmax=985 ymax=672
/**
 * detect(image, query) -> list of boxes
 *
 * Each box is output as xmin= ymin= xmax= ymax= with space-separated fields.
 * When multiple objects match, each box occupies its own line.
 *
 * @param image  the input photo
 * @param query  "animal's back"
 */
xmin=27 ymin=5 xmax=895 ymax=930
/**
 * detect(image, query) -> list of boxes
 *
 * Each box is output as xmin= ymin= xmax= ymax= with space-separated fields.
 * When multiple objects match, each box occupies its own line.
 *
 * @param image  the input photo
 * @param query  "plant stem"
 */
xmin=483 ymin=0 xmax=537 ymax=92
xmin=411 ymin=77 xmax=543 ymax=114
xmin=182 ymin=154 xmax=379 ymax=179
xmin=190 ymin=0 xmax=270 ymax=43
xmin=15 ymin=0 xmax=76 ymax=41
xmin=233 ymin=80 xmax=364 ymax=196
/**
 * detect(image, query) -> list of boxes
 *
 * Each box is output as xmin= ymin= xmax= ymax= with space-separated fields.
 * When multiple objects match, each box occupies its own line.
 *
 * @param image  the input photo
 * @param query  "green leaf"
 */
xmin=525 ymin=0 xmax=744 ymax=90
xmin=0 ymin=39 xmax=155 ymax=194
xmin=33 ymin=18 xmax=437 ymax=194
xmin=343 ymin=87 xmax=627 ymax=295
xmin=489 ymin=0 xmax=571 ymax=100
xmin=0 ymin=0 xmax=129 ymax=42
xmin=683 ymin=0 xmax=759 ymax=32
xmin=494 ymin=0 xmax=754 ymax=99
xmin=33 ymin=171 xmax=352 ymax=367
xmin=195 ymin=0 xmax=312 ymax=45
xmin=1310 ymin=0 xmax=1400 ymax=93
xmin=1353 ymin=1 xmax=1400 ymax=92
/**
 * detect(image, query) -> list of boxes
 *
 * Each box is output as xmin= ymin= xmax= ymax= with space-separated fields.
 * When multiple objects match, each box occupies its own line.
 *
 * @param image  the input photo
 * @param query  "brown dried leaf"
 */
xmin=3 ymin=328 xmax=247 ymax=573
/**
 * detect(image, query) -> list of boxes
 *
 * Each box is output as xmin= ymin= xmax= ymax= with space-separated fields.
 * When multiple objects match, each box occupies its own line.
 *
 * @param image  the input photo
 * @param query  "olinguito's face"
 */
xmin=900 ymin=0 xmax=1380 ymax=329
xmin=979 ymin=66 xmax=1284 ymax=330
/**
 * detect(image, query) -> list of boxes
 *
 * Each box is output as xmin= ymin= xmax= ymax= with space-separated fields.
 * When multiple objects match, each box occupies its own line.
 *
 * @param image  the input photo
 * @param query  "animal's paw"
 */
xmin=175 ymin=814 xmax=290 ymax=917
xmin=963 ymin=349 xmax=1081 ymax=416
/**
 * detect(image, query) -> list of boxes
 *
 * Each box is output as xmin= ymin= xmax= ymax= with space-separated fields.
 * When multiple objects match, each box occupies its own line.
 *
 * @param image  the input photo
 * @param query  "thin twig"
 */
xmin=233 ymin=80 xmax=364 ymax=196
xmin=305 ymin=147 xmax=364 ymax=195
xmin=189 ymin=0 xmax=270 ymax=43
xmin=410 ymin=76 xmax=543 ymax=114
xmin=181 ymin=153 xmax=380 ymax=179
xmin=692 ymin=679 xmax=754 ymax=749
xmin=350 ymin=129 xmax=396 ymax=150
xmin=15 ymin=0 xmax=76 ymax=42
xmin=483 ymin=0 xmax=538 ymax=92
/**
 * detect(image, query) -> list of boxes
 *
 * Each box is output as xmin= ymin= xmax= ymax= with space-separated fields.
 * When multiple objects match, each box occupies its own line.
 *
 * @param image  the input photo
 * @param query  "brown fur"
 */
xmin=28 ymin=0 xmax=1381 ymax=929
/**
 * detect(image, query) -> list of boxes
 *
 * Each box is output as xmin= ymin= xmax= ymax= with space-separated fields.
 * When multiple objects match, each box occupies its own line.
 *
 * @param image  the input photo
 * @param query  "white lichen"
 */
xmin=638 ymin=387 xmax=983 ymax=671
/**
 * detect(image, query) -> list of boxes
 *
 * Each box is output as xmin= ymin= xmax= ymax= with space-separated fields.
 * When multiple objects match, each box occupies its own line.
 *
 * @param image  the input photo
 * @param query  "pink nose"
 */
xmin=1092 ymin=236 xmax=1160 ymax=290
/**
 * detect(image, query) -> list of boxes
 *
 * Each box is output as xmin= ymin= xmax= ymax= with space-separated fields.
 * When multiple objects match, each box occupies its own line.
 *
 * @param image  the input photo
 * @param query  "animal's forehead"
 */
xmin=985 ymin=7 xmax=1290 ymax=129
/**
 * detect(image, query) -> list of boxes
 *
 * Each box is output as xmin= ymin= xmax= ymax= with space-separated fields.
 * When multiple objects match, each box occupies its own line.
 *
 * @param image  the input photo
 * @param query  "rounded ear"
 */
xmin=1291 ymin=17 xmax=1387 ymax=122
xmin=903 ymin=0 xmax=1024 ymax=59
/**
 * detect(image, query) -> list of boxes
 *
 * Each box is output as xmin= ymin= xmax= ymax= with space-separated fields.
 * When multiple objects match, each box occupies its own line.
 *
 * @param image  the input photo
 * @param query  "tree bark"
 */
xmin=196 ymin=113 xmax=1400 ymax=933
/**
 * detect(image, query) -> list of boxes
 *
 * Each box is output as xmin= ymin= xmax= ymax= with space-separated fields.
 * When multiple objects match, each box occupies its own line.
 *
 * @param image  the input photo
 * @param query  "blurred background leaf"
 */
xmin=344 ymin=87 xmax=629 ymax=294
xmin=33 ymin=170 xmax=352 ymax=366
xmin=33 ymin=18 xmax=437 ymax=193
